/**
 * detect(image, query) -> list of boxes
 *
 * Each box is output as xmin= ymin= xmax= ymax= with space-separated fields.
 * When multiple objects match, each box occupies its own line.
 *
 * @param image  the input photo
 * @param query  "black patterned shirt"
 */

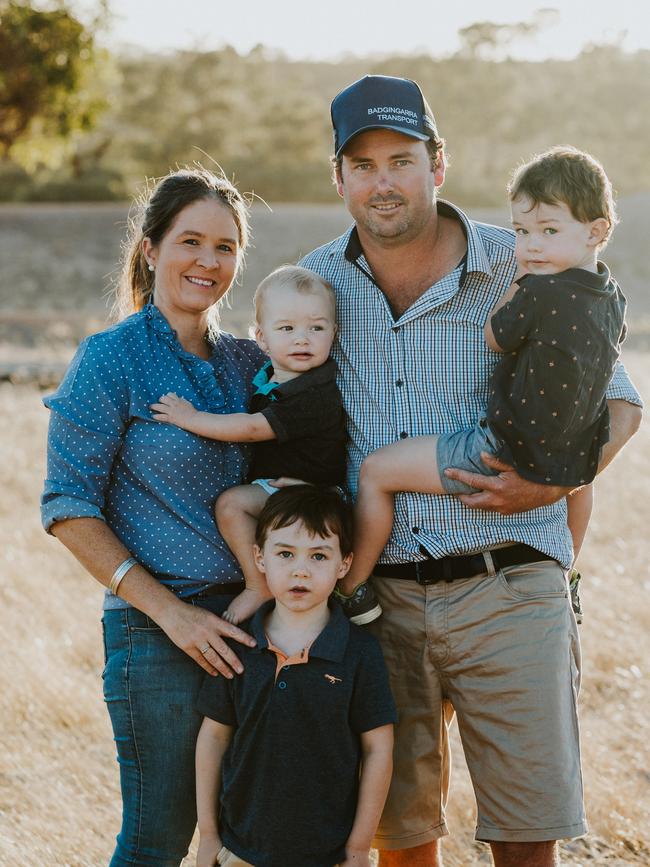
xmin=488 ymin=264 xmax=627 ymax=485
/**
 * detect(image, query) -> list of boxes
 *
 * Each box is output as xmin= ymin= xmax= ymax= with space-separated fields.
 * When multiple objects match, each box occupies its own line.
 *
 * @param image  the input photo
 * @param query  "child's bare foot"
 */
xmin=223 ymin=587 xmax=273 ymax=624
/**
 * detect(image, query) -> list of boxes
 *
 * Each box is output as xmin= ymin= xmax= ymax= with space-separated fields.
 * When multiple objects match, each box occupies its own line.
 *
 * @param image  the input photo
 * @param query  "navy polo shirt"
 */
xmin=488 ymin=264 xmax=627 ymax=485
xmin=197 ymin=600 xmax=397 ymax=867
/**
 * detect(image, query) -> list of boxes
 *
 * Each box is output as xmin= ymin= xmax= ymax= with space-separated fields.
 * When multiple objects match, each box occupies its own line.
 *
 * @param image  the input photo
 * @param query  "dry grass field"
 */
xmin=1 ymin=203 xmax=649 ymax=865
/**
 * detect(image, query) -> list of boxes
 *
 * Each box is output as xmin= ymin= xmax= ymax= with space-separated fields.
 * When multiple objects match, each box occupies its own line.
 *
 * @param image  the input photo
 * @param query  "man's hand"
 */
xmin=445 ymin=452 xmax=570 ymax=515
xmin=151 ymin=392 xmax=198 ymax=429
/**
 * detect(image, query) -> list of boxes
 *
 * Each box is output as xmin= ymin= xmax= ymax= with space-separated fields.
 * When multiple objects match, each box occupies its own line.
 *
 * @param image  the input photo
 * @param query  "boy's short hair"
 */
xmin=254 ymin=265 xmax=336 ymax=323
xmin=508 ymin=145 xmax=618 ymax=245
xmin=255 ymin=485 xmax=353 ymax=556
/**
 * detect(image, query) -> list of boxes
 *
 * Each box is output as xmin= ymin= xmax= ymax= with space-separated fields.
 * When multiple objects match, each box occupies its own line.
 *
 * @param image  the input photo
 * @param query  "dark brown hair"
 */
xmin=255 ymin=485 xmax=353 ymax=556
xmin=114 ymin=167 xmax=251 ymax=333
xmin=508 ymin=145 xmax=618 ymax=245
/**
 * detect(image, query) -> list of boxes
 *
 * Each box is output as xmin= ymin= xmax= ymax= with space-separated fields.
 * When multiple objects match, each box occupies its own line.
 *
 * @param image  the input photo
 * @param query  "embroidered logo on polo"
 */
xmin=324 ymin=674 xmax=342 ymax=684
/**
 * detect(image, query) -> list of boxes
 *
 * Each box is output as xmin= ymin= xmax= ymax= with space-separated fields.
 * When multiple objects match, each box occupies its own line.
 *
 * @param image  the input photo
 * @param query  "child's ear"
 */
xmin=337 ymin=552 xmax=353 ymax=581
xmin=255 ymin=326 xmax=268 ymax=354
xmin=587 ymin=217 xmax=609 ymax=247
xmin=253 ymin=544 xmax=266 ymax=573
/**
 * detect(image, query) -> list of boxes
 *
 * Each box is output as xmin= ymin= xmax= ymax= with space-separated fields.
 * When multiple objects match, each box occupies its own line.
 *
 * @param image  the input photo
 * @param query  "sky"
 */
xmin=82 ymin=0 xmax=650 ymax=60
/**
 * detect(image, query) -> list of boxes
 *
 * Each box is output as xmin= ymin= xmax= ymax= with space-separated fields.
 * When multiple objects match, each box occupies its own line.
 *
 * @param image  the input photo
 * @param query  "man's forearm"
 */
xmin=599 ymin=399 xmax=642 ymax=472
xmin=450 ymin=399 xmax=641 ymax=514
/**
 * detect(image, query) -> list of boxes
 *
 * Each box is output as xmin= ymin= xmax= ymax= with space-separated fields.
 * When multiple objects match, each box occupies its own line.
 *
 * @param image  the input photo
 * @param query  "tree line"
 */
xmin=1 ymin=1 xmax=649 ymax=205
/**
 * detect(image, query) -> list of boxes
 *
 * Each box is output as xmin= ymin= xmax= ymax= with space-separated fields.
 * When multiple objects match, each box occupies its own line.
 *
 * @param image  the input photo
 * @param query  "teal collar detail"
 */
xmin=252 ymin=360 xmax=280 ymax=397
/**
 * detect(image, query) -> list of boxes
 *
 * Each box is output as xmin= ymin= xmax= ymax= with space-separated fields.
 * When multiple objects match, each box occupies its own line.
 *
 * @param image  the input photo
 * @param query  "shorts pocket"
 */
xmin=497 ymin=561 xmax=568 ymax=601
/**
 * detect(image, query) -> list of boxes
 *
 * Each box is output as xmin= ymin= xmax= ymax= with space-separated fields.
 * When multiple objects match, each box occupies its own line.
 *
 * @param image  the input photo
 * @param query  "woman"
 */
xmin=41 ymin=168 xmax=265 ymax=866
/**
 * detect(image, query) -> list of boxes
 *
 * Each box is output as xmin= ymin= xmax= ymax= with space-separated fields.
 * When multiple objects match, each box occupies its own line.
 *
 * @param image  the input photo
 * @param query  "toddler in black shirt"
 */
xmin=152 ymin=265 xmax=347 ymax=624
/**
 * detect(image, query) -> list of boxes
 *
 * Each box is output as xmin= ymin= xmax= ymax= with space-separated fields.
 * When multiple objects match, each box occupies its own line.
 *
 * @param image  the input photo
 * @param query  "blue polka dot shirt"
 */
xmin=41 ymin=303 xmax=265 ymax=608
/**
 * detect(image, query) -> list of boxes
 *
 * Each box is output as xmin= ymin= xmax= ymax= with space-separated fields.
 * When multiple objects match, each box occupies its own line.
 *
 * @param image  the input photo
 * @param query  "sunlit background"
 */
xmin=92 ymin=0 xmax=650 ymax=60
xmin=1 ymin=3 xmax=649 ymax=865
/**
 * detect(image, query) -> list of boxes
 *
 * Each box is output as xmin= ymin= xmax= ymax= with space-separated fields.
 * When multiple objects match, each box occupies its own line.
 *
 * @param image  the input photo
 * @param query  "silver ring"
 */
xmin=200 ymin=644 xmax=210 ymax=655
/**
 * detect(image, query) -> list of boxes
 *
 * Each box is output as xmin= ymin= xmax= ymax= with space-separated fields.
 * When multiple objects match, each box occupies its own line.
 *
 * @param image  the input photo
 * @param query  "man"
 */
xmin=300 ymin=75 xmax=642 ymax=867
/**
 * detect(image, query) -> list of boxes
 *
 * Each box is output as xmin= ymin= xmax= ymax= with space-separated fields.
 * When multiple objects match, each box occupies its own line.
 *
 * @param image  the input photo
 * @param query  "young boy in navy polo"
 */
xmin=194 ymin=485 xmax=396 ymax=867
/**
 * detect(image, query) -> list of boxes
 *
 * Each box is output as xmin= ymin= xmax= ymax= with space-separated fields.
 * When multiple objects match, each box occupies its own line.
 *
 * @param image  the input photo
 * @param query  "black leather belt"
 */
xmin=192 ymin=581 xmax=245 ymax=599
xmin=373 ymin=544 xmax=555 ymax=585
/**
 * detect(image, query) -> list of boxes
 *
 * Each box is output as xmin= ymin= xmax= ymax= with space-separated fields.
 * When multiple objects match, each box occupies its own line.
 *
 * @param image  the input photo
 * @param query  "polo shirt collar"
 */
xmin=253 ymin=358 xmax=338 ymax=399
xmin=561 ymin=261 xmax=612 ymax=293
xmin=343 ymin=199 xmax=494 ymax=285
xmin=252 ymin=360 xmax=280 ymax=396
xmin=250 ymin=597 xmax=350 ymax=663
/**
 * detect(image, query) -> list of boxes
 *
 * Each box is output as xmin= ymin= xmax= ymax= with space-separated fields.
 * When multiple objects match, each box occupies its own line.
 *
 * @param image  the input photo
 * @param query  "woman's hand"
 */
xmin=50 ymin=518 xmax=255 ymax=677
xmin=158 ymin=601 xmax=256 ymax=678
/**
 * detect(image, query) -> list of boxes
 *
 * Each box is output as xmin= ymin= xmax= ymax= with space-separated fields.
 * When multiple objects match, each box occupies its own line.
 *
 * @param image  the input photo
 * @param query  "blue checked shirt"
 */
xmin=301 ymin=201 xmax=642 ymax=568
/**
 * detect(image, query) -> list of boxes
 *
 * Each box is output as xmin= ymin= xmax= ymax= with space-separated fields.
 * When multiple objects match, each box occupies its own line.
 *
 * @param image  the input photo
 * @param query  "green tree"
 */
xmin=0 ymin=0 xmax=104 ymax=165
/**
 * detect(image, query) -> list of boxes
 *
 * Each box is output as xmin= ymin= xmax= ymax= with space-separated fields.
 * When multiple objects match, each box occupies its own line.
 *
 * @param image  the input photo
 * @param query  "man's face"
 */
xmin=336 ymin=129 xmax=443 ymax=246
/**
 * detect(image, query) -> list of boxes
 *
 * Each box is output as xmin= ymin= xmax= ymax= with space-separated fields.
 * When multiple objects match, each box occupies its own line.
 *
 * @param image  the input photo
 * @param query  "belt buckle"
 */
xmin=414 ymin=560 xmax=438 ymax=586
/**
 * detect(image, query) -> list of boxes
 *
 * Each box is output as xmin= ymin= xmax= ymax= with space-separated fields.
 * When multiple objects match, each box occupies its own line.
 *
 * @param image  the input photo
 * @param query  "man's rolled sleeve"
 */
xmin=607 ymin=359 xmax=643 ymax=406
xmin=41 ymin=336 xmax=129 ymax=533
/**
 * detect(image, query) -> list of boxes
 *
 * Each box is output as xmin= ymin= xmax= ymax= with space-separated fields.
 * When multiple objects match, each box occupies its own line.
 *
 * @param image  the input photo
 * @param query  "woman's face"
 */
xmin=143 ymin=198 xmax=240 ymax=324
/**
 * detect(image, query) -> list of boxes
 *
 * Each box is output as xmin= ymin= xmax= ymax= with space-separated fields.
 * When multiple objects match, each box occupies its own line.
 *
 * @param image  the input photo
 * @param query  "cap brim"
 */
xmin=336 ymin=124 xmax=430 ymax=158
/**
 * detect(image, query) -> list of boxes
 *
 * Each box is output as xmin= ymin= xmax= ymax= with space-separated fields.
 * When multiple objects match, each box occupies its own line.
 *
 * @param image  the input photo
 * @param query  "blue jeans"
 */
xmin=102 ymin=596 xmax=233 ymax=867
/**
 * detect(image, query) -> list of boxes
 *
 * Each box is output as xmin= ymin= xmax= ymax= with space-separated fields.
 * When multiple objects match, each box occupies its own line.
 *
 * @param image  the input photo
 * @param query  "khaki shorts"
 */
xmin=368 ymin=556 xmax=587 ymax=848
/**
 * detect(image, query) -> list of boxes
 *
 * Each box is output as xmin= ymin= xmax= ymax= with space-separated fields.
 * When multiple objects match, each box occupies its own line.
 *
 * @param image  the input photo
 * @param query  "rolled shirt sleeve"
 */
xmin=607 ymin=359 xmax=643 ymax=405
xmin=41 ymin=336 xmax=129 ymax=532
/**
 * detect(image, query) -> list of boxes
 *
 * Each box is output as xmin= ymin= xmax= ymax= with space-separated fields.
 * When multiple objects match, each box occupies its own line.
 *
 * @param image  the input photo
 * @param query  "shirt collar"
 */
xmin=252 ymin=360 xmax=280 ymax=396
xmin=250 ymin=597 xmax=350 ymax=663
xmin=343 ymin=199 xmax=494 ymax=286
xmin=252 ymin=358 xmax=338 ymax=397
xmin=560 ymin=261 xmax=612 ymax=293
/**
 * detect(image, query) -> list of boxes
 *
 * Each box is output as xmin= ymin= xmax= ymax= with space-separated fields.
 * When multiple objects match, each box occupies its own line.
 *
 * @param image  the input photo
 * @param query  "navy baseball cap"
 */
xmin=331 ymin=75 xmax=437 ymax=158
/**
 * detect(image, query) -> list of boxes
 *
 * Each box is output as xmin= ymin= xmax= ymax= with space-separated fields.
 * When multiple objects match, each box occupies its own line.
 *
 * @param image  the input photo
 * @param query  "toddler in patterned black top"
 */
xmin=337 ymin=146 xmax=627 ymax=611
